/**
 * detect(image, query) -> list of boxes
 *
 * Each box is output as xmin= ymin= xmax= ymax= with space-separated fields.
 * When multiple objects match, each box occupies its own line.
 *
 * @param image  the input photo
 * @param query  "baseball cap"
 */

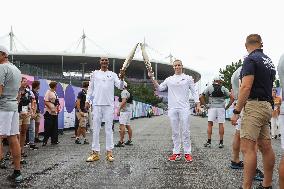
xmin=0 ymin=45 xmax=9 ymax=56
xmin=213 ymin=76 xmax=221 ymax=81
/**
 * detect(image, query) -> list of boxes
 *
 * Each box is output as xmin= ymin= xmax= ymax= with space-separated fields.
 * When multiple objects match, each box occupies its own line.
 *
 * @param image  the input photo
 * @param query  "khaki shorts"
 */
xmin=31 ymin=112 xmax=41 ymax=123
xmin=240 ymin=100 xmax=272 ymax=141
xmin=19 ymin=113 xmax=31 ymax=125
xmin=76 ymin=112 xmax=88 ymax=128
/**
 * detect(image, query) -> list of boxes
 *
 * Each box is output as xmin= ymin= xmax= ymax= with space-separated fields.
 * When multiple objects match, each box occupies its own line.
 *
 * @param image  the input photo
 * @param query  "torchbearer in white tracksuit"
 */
xmin=85 ymin=57 xmax=125 ymax=162
xmin=277 ymin=53 xmax=284 ymax=188
xmin=149 ymin=59 xmax=200 ymax=162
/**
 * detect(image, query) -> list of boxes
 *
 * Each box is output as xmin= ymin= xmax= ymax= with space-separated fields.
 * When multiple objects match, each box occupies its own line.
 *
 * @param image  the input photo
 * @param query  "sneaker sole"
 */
xmin=86 ymin=159 xmax=99 ymax=162
xmin=168 ymin=157 xmax=181 ymax=161
xmin=253 ymin=176 xmax=263 ymax=181
xmin=185 ymin=159 xmax=193 ymax=162
xmin=229 ymin=165 xmax=243 ymax=169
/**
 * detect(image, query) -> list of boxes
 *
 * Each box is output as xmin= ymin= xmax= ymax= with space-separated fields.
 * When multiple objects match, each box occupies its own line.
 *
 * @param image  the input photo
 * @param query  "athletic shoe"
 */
xmin=21 ymin=152 xmax=27 ymax=158
xmin=24 ymin=143 xmax=29 ymax=148
xmin=4 ymin=152 xmax=11 ymax=160
xmin=273 ymin=135 xmax=278 ymax=139
xmin=253 ymin=183 xmax=272 ymax=189
xmin=168 ymin=154 xmax=181 ymax=161
xmin=29 ymin=144 xmax=39 ymax=150
xmin=35 ymin=138 xmax=43 ymax=143
xmin=7 ymin=172 xmax=23 ymax=183
xmin=83 ymin=140 xmax=89 ymax=145
xmin=219 ymin=143 xmax=224 ymax=148
xmin=125 ymin=140 xmax=133 ymax=146
xmin=254 ymin=168 xmax=264 ymax=181
xmin=230 ymin=161 xmax=244 ymax=169
xmin=114 ymin=141 xmax=125 ymax=147
xmin=20 ymin=158 xmax=27 ymax=164
xmin=0 ymin=158 xmax=7 ymax=169
xmin=184 ymin=154 xmax=193 ymax=162
xmin=75 ymin=138 xmax=81 ymax=144
xmin=86 ymin=151 xmax=100 ymax=162
xmin=106 ymin=152 xmax=114 ymax=162
xmin=51 ymin=141 xmax=60 ymax=145
xmin=204 ymin=142 xmax=211 ymax=148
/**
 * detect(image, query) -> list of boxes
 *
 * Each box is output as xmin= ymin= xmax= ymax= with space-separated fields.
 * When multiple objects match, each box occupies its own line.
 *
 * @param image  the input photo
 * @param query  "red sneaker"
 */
xmin=184 ymin=154 xmax=193 ymax=162
xmin=168 ymin=154 xmax=181 ymax=161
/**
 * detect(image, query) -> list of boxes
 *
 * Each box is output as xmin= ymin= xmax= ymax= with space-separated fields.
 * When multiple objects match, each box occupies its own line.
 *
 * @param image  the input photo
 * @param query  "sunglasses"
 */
xmin=100 ymin=59 xmax=109 ymax=62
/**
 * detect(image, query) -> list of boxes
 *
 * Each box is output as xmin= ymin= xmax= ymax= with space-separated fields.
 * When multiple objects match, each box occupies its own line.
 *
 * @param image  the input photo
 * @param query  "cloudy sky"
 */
xmin=1 ymin=0 xmax=284 ymax=89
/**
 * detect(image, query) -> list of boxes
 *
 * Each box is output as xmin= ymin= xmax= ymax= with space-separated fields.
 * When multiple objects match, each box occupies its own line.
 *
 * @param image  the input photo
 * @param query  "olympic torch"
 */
xmin=121 ymin=43 xmax=139 ymax=72
xmin=140 ymin=43 xmax=155 ymax=79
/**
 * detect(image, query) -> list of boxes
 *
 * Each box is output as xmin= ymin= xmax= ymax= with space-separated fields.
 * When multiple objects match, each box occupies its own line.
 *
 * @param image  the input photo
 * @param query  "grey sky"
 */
xmin=1 ymin=0 xmax=284 ymax=89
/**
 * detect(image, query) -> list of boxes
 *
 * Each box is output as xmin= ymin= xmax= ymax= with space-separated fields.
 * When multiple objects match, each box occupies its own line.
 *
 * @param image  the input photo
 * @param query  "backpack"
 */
xmin=210 ymin=84 xmax=224 ymax=97
xmin=126 ymin=93 xmax=133 ymax=103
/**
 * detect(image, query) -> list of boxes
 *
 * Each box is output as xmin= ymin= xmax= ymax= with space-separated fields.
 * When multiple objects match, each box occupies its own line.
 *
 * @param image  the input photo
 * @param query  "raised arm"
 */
xmin=114 ymin=71 xmax=124 ymax=90
xmin=188 ymin=76 xmax=201 ymax=111
xmin=148 ymin=72 xmax=167 ymax=91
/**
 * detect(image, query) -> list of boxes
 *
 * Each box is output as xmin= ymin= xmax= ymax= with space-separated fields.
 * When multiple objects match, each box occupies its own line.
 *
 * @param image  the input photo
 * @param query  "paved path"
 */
xmin=0 ymin=115 xmax=282 ymax=188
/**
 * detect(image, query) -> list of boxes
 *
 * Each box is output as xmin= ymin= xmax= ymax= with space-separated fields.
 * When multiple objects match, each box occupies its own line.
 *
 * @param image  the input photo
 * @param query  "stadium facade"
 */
xmin=10 ymin=51 xmax=201 ymax=86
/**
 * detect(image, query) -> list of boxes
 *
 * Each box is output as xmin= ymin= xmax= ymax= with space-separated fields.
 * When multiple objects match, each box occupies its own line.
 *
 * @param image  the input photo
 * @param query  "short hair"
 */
xmin=173 ymin=59 xmax=183 ymax=65
xmin=32 ymin=80 xmax=40 ymax=89
xmin=272 ymin=88 xmax=277 ymax=92
xmin=21 ymin=77 xmax=27 ymax=82
xmin=246 ymin=34 xmax=263 ymax=48
xmin=49 ymin=81 xmax=57 ymax=89
xmin=82 ymin=81 xmax=89 ymax=88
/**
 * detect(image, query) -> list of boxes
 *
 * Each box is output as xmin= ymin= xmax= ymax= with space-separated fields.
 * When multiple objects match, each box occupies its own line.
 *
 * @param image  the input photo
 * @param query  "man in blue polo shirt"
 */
xmin=231 ymin=34 xmax=276 ymax=189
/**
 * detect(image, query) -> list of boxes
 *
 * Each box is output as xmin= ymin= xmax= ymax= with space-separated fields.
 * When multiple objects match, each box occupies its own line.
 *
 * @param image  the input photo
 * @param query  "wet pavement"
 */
xmin=0 ymin=115 xmax=282 ymax=189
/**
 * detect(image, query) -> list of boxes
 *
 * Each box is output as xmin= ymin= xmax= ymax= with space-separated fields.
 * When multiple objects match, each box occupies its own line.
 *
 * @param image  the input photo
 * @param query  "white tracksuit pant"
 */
xmin=271 ymin=116 xmax=279 ymax=137
xmin=168 ymin=108 xmax=191 ymax=154
xmin=91 ymin=105 xmax=114 ymax=152
xmin=278 ymin=115 xmax=284 ymax=150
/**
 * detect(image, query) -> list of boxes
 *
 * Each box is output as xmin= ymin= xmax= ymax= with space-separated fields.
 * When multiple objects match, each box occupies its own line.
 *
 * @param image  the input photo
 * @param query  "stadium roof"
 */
xmin=10 ymin=51 xmax=201 ymax=82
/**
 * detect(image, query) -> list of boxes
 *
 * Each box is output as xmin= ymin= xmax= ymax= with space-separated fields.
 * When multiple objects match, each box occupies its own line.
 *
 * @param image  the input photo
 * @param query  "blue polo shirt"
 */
xmin=240 ymin=49 xmax=276 ymax=100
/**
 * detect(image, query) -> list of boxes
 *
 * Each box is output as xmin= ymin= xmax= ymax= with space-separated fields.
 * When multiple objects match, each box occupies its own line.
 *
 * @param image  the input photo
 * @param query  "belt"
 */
xmin=248 ymin=97 xmax=271 ymax=102
xmin=248 ymin=98 xmax=274 ymax=107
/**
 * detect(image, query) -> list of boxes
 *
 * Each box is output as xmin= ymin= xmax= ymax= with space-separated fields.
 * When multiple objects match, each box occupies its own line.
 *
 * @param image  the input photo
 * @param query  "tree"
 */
xmin=219 ymin=59 xmax=242 ymax=89
xmin=114 ymin=81 xmax=162 ymax=106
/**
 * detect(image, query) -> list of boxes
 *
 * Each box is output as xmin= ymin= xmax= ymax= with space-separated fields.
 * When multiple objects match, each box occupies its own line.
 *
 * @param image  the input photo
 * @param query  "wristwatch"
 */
xmin=233 ymin=109 xmax=241 ymax=114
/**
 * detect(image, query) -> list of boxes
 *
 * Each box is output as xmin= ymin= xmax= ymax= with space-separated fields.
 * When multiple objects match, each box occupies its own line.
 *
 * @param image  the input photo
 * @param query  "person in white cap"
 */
xmin=149 ymin=59 xmax=200 ymax=162
xmin=115 ymin=82 xmax=134 ymax=147
xmin=227 ymin=67 xmax=243 ymax=168
xmin=200 ymin=75 xmax=230 ymax=148
xmin=0 ymin=46 xmax=23 ymax=183
xmin=277 ymin=53 xmax=284 ymax=188
xmin=86 ymin=57 xmax=125 ymax=162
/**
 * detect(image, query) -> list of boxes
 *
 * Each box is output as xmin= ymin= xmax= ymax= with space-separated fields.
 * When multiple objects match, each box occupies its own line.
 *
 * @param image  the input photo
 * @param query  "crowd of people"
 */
xmin=0 ymin=33 xmax=283 ymax=188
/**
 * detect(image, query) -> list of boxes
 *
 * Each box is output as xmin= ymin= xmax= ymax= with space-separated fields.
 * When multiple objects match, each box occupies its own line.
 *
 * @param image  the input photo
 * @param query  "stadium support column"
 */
xmin=112 ymin=59 xmax=115 ymax=72
xmin=155 ymin=63 xmax=158 ymax=80
xmin=81 ymin=63 xmax=87 ymax=80
xmin=61 ymin=56 xmax=64 ymax=78
xmin=144 ymin=68 xmax=147 ymax=87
